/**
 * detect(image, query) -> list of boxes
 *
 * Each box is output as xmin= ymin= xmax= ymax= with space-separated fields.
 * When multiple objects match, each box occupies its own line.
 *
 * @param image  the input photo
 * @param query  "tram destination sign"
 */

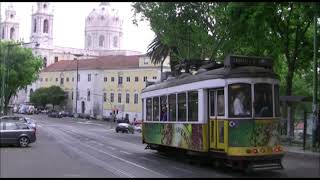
xmin=225 ymin=55 xmax=273 ymax=68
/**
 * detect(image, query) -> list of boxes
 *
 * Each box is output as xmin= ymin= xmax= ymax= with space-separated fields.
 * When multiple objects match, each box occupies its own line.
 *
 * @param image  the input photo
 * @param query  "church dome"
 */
xmin=84 ymin=2 xmax=123 ymax=51
xmin=85 ymin=2 xmax=122 ymax=28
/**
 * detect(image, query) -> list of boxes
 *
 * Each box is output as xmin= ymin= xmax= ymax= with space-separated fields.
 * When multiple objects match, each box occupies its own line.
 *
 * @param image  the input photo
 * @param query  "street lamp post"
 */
xmin=73 ymin=53 xmax=84 ymax=116
xmin=0 ymin=41 xmax=39 ymax=115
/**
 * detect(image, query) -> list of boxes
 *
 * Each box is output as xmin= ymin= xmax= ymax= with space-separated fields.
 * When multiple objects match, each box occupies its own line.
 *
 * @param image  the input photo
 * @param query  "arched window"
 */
xmin=113 ymin=36 xmax=118 ymax=48
xmin=87 ymin=35 xmax=92 ymax=47
xmin=43 ymin=57 xmax=47 ymax=68
xmin=87 ymin=90 xmax=91 ymax=101
xmin=10 ymin=27 xmax=15 ymax=40
xmin=33 ymin=19 xmax=37 ymax=33
xmin=99 ymin=35 xmax=105 ymax=47
xmin=1 ymin=28 xmax=4 ymax=39
xmin=43 ymin=19 xmax=49 ymax=33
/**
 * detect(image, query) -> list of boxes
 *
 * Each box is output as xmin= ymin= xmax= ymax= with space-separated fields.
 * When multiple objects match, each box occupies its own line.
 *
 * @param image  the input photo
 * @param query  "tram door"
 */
xmin=209 ymin=89 xmax=226 ymax=151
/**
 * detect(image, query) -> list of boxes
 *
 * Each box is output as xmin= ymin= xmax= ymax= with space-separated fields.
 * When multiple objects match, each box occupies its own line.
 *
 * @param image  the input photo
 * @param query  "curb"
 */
xmin=284 ymin=150 xmax=320 ymax=158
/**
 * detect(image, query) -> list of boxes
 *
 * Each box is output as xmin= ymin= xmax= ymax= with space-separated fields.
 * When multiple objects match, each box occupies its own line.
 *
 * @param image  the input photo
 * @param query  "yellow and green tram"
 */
xmin=141 ymin=55 xmax=284 ymax=171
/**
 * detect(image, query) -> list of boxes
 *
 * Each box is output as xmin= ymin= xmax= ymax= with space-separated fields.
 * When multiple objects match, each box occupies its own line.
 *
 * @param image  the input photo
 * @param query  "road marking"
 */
xmin=120 ymin=150 xmax=132 ymax=155
xmin=106 ymin=146 xmax=116 ymax=150
xmin=171 ymin=166 xmax=195 ymax=174
xmin=140 ymin=157 xmax=160 ymax=164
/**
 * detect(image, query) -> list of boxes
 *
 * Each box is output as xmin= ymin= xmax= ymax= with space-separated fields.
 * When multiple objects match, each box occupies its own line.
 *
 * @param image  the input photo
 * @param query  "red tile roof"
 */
xmin=42 ymin=55 xmax=141 ymax=72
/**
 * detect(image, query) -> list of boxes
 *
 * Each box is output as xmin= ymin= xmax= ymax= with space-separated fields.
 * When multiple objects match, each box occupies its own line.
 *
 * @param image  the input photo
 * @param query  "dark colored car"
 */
xmin=0 ymin=116 xmax=37 ymax=131
xmin=0 ymin=120 xmax=36 ymax=147
xmin=48 ymin=111 xmax=62 ymax=118
xmin=115 ymin=123 xmax=134 ymax=134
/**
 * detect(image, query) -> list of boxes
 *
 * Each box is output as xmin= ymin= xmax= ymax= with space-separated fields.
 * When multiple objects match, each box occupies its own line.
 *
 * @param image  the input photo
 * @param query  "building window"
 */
xmin=153 ymin=76 xmax=157 ymax=80
xmin=45 ymin=78 xmax=48 ymax=82
xmin=77 ymin=74 xmax=80 ymax=82
xmin=72 ymin=77 xmax=74 ymax=82
xmin=118 ymin=76 xmax=123 ymax=85
xmin=43 ymin=57 xmax=47 ymax=68
xmin=126 ymin=93 xmax=130 ymax=104
xmin=99 ymin=35 xmax=105 ymax=47
xmin=56 ymin=78 xmax=58 ymax=82
xmin=126 ymin=77 xmax=130 ymax=82
xmin=118 ymin=93 xmax=122 ymax=103
xmin=66 ymin=77 xmax=69 ymax=82
xmin=87 ymin=35 xmax=92 ymax=47
xmin=33 ymin=19 xmax=37 ymax=33
xmin=143 ymin=76 xmax=147 ymax=82
xmin=135 ymin=77 xmax=139 ymax=82
xmin=113 ymin=36 xmax=118 ymax=48
xmin=43 ymin=19 xmax=49 ymax=33
xmin=111 ymin=77 xmax=115 ymax=82
xmin=54 ymin=56 xmax=58 ymax=63
xmin=110 ymin=93 xmax=114 ymax=102
xmin=87 ymin=90 xmax=91 ymax=101
xmin=60 ymin=78 xmax=64 ymax=85
xmin=40 ymin=78 xmax=43 ymax=82
xmin=10 ymin=27 xmax=15 ymax=40
xmin=88 ymin=74 xmax=91 ymax=82
xmin=72 ymin=91 xmax=73 ymax=100
xmin=104 ymin=77 xmax=107 ymax=82
xmin=134 ymin=93 xmax=138 ymax=104
xmin=104 ymin=93 xmax=107 ymax=102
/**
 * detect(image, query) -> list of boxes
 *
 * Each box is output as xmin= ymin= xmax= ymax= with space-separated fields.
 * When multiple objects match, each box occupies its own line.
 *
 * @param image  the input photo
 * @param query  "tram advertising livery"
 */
xmin=141 ymin=55 xmax=284 ymax=171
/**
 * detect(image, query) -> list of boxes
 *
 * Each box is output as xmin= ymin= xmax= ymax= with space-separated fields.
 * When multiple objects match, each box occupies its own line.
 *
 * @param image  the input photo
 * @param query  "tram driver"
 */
xmin=233 ymin=92 xmax=250 ymax=116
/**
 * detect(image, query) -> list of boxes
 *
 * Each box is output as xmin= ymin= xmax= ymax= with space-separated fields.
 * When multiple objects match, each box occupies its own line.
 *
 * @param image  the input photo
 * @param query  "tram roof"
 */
xmin=142 ymin=65 xmax=279 ymax=93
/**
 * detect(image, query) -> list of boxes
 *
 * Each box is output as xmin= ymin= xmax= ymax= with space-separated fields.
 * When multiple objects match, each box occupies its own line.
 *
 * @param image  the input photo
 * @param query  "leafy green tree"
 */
xmin=47 ymin=86 xmax=67 ymax=110
xmin=30 ymin=87 xmax=50 ymax=108
xmin=0 ymin=41 xmax=42 ymax=114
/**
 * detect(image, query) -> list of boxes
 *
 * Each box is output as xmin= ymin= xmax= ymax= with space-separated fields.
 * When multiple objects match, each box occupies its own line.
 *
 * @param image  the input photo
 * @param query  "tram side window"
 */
xmin=146 ymin=98 xmax=152 ymax=121
xmin=209 ymin=90 xmax=215 ymax=116
xmin=229 ymin=83 xmax=251 ymax=117
xmin=178 ymin=93 xmax=187 ymax=121
xmin=168 ymin=94 xmax=176 ymax=121
xmin=153 ymin=97 xmax=160 ymax=121
xmin=217 ymin=90 xmax=225 ymax=116
xmin=160 ymin=96 xmax=168 ymax=121
xmin=274 ymin=84 xmax=280 ymax=117
xmin=254 ymin=83 xmax=273 ymax=117
xmin=188 ymin=91 xmax=198 ymax=121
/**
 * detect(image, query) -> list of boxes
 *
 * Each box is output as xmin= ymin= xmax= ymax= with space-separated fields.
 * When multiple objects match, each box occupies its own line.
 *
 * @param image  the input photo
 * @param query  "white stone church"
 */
xmin=0 ymin=2 xmax=145 ymax=104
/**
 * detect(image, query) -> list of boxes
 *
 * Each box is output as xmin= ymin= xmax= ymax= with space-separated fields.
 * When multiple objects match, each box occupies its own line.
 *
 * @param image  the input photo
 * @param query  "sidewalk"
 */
xmin=284 ymin=145 xmax=320 ymax=158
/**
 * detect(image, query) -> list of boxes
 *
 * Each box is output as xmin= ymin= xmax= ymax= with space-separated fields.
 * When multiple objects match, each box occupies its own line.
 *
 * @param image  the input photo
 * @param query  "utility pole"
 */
xmin=312 ymin=8 xmax=318 ymax=148
xmin=73 ymin=53 xmax=83 ymax=117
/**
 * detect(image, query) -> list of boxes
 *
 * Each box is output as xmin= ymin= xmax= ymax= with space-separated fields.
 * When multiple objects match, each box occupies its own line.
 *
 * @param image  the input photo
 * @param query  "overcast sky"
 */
xmin=0 ymin=2 xmax=155 ymax=53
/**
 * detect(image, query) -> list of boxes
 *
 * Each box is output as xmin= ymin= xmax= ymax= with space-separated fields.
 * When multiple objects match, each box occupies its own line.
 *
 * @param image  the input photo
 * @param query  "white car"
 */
xmin=134 ymin=125 xmax=142 ymax=133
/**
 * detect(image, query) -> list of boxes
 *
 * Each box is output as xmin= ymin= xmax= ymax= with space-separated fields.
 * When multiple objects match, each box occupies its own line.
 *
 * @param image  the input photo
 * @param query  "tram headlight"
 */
xmin=253 ymin=148 xmax=258 ymax=154
xmin=260 ymin=148 xmax=265 ymax=153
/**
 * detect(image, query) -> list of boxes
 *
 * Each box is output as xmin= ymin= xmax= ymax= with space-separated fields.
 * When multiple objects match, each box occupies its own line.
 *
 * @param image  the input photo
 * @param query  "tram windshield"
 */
xmin=229 ymin=83 xmax=252 ymax=117
xmin=254 ymin=83 xmax=273 ymax=117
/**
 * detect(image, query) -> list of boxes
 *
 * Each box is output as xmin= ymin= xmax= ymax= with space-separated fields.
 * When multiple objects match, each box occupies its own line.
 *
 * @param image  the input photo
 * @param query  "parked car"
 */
xmin=0 ymin=116 xmax=37 ymax=131
xmin=48 ymin=111 xmax=62 ymax=118
xmin=0 ymin=120 xmax=37 ymax=147
xmin=134 ymin=124 xmax=142 ymax=133
xmin=115 ymin=123 xmax=134 ymax=134
xmin=116 ymin=118 xmax=130 ymax=124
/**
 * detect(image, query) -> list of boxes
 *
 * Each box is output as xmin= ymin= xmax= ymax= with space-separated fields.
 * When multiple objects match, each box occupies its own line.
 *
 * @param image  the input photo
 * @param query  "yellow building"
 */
xmin=39 ymin=55 xmax=170 ymax=121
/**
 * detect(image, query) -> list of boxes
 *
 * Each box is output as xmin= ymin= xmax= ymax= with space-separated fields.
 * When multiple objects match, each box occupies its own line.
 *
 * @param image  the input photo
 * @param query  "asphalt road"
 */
xmin=0 ymin=114 xmax=319 ymax=178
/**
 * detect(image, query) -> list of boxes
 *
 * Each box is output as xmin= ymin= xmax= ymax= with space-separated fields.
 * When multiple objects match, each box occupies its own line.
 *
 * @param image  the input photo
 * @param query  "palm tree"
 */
xmin=146 ymin=34 xmax=170 ymax=81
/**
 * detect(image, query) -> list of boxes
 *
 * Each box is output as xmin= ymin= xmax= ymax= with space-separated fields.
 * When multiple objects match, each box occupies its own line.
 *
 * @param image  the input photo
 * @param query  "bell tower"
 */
xmin=30 ymin=2 xmax=54 ymax=48
xmin=0 ymin=4 xmax=19 ymax=41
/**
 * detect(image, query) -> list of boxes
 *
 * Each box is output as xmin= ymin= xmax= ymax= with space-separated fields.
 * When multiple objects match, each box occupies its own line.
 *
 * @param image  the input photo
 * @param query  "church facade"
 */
xmin=0 ymin=2 xmax=170 ymax=120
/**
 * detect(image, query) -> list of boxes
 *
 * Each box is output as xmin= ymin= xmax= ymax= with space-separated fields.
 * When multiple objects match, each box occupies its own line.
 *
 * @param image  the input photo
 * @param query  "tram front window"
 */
xmin=254 ymin=83 xmax=273 ymax=117
xmin=229 ymin=83 xmax=251 ymax=117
